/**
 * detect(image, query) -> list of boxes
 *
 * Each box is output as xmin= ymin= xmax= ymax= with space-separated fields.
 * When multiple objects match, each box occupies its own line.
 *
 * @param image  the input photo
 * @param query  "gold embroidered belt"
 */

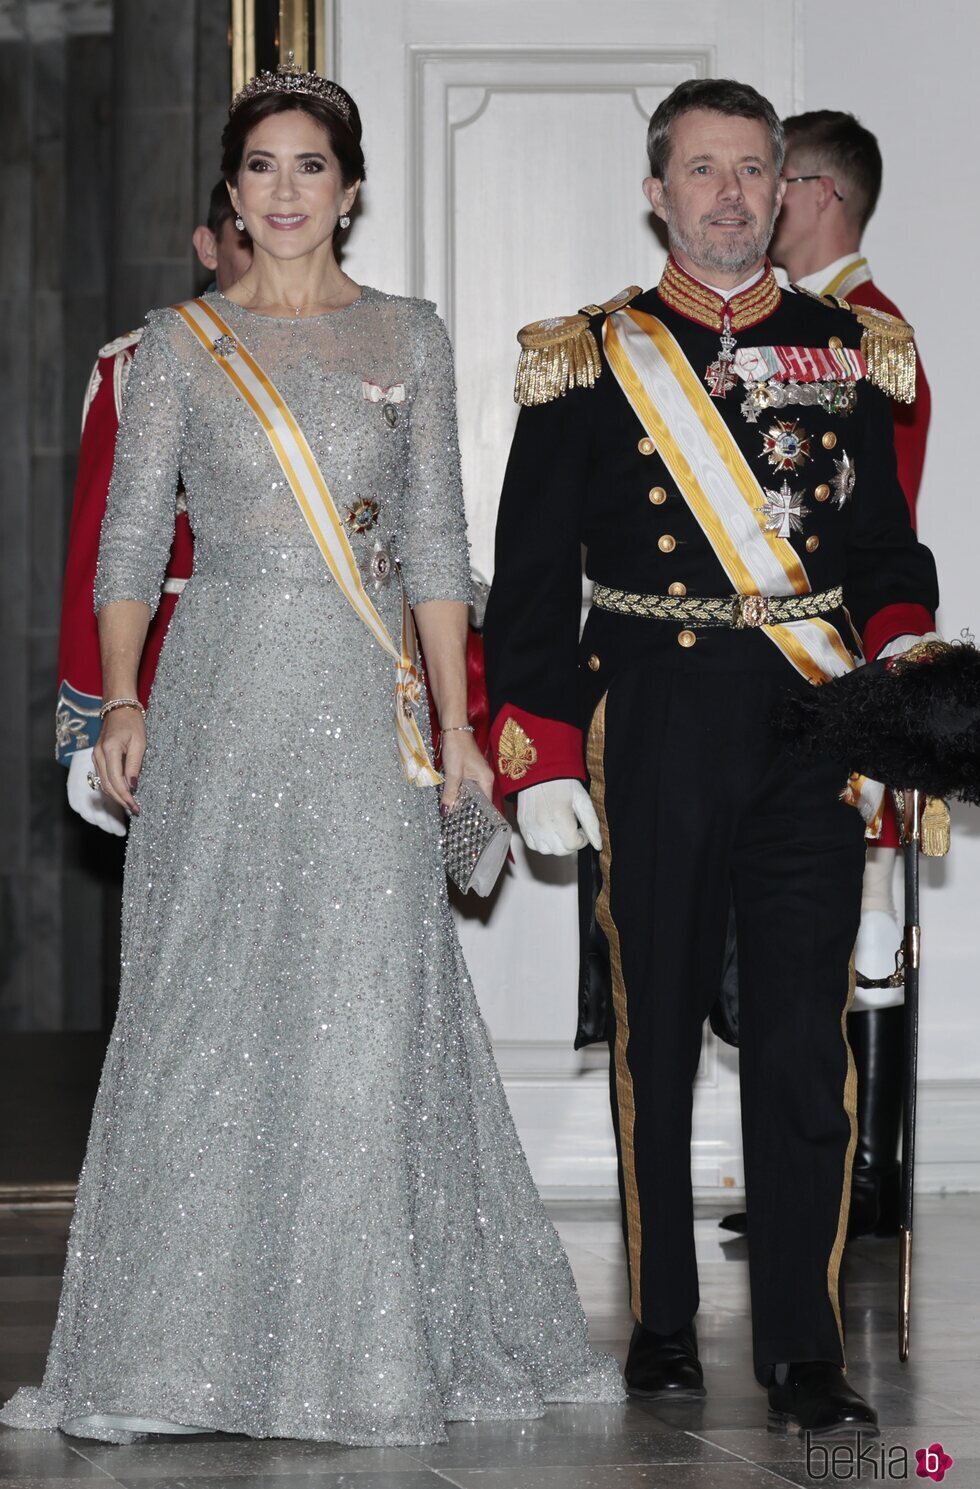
xmin=591 ymin=584 xmax=844 ymax=629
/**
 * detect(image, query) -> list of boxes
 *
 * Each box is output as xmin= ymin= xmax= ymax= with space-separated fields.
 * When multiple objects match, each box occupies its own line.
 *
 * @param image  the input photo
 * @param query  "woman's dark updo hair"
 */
xmin=221 ymin=87 xmax=365 ymax=242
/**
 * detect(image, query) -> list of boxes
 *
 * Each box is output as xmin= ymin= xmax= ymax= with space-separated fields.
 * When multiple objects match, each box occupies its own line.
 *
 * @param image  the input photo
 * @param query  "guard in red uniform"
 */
xmin=769 ymin=110 xmax=932 ymax=1237
xmin=57 ymin=184 xmax=252 ymax=833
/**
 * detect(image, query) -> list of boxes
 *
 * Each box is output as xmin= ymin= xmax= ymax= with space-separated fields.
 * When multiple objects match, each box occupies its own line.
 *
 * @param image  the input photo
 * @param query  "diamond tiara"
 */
xmin=230 ymin=55 xmax=353 ymax=126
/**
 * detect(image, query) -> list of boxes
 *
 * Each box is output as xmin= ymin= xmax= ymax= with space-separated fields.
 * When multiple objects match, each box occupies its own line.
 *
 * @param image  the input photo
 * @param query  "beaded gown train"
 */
xmin=1 ymin=289 xmax=621 ymax=1445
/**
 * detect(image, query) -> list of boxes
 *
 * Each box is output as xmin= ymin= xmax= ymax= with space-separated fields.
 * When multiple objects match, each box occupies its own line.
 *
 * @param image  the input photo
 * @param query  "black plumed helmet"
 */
xmin=776 ymin=639 xmax=980 ymax=804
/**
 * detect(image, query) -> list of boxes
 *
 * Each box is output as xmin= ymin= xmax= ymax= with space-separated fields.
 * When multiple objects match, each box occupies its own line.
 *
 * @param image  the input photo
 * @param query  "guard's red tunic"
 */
xmin=844 ymin=279 xmax=931 ymax=844
xmin=55 ymin=332 xmax=194 ymax=764
xmin=845 ymin=279 xmax=930 ymax=525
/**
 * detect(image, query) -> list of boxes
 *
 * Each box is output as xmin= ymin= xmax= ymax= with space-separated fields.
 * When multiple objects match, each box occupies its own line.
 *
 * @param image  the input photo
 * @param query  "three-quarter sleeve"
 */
xmin=94 ymin=311 xmax=186 ymax=615
xmin=396 ymin=306 xmax=472 ymax=607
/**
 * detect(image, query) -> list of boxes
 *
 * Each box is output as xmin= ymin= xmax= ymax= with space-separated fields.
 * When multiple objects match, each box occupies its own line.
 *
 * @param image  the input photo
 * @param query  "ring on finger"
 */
xmin=87 ymin=771 xmax=103 ymax=792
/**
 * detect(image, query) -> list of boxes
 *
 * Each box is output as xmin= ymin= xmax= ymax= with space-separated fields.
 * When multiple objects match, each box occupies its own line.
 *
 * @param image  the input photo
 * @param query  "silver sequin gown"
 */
xmin=1 ymin=290 xmax=621 ymax=1445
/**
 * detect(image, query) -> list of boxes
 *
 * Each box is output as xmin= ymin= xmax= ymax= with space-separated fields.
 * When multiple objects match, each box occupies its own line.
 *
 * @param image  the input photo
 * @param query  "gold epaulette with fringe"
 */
xmin=789 ymin=283 xmax=916 ymax=404
xmin=845 ymin=301 xmax=917 ymax=405
xmin=514 ymin=285 xmax=642 ymax=406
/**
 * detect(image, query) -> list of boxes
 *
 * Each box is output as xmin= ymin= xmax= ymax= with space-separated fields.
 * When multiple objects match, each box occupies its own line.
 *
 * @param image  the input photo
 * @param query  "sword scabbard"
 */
xmin=899 ymin=1225 xmax=913 ymax=1361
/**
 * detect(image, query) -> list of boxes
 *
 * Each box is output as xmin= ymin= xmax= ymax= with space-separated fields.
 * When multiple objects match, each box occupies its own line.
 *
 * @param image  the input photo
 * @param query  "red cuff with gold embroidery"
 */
xmin=490 ymin=704 xmax=586 ymax=798
xmin=862 ymin=603 xmax=935 ymax=662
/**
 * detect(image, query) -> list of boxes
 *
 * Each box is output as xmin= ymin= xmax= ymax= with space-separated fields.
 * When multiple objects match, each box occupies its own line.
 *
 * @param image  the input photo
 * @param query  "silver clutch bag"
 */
xmin=441 ymin=779 xmax=512 ymax=896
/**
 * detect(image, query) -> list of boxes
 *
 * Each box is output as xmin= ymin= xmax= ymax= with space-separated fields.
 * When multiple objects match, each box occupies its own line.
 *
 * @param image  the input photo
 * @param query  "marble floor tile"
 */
xmin=107 ymin=1475 xmax=449 ymax=1489
xmin=72 ymin=1439 xmax=425 ymax=1480
xmin=0 ymin=1430 xmax=116 ymax=1479
xmin=440 ymin=1465 xmax=798 ymax=1488
xmin=413 ymin=1424 xmax=736 ymax=1470
xmin=0 ymin=1195 xmax=978 ymax=1489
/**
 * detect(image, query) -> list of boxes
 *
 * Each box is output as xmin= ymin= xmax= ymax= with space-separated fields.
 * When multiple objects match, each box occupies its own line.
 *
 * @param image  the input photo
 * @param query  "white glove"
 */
xmin=876 ymin=630 xmax=942 ymax=661
xmin=517 ymin=778 xmax=603 ymax=856
xmin=67 ymin=746 xmax=127 ymax=837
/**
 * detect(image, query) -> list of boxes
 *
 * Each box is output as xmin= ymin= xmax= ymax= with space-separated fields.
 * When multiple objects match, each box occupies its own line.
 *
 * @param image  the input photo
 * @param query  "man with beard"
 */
xmin=484 ymin=78 xmax=938 ymax=1436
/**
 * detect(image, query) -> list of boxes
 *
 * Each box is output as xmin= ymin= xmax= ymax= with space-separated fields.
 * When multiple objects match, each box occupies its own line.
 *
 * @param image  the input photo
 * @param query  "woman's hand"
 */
xmin=440 ymin=729 xmax=495 ymax=812
xmin=67 ymin=747 xmax=128 ymax=836
xmin=93 ymin=707 xmax=147 ymax=816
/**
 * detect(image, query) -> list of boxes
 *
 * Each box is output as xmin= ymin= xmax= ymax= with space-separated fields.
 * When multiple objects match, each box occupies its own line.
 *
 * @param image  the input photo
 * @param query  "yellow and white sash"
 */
xmin=174 ymin=296 xmax=440 ymax=788
xmin=604 ymin=307 xmax=861 ymax=683
xmin=603 ymin=307 xmax=883 ymax=824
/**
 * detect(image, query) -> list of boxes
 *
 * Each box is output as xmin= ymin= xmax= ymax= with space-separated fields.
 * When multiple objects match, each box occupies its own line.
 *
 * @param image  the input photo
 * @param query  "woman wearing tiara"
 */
xmin=0 ymin=69 xmax=621 ymax=1446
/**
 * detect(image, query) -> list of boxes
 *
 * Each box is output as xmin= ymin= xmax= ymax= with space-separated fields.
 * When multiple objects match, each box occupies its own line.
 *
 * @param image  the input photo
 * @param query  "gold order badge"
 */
xmin=760 ymin=419 xmax=810 ymax=472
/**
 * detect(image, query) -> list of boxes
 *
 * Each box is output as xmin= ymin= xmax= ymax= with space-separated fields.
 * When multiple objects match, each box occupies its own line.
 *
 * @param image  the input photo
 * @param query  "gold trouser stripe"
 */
xmin=826 ymin=952 xmax=859 ymax=1357
xmin=587 ymin=694 xmax=643 ymax=1318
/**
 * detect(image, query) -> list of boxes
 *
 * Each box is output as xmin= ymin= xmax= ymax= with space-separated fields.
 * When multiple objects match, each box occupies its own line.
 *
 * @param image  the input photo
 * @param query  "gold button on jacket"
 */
xmin=658 ymin=534 xmax=676 ymax=553
xmin=806 ymin=535 xmax=820 ymax=553
xmin=648 ymin=487 xmax=667 ymax=505
xmin=814 ymin=483 xmax=830 ymax=502
xmin=668 ymin=581 xmax=687 ymax=597
xmin=828 ymin=335 xmax=843 ymax=351
xmin=638 ymin=436 xmax=655 ymax=455
xmin=587 ymin=653 xmax=601 ymax=671
xmin=677 ymin=629 xmax=696 ymax=648
xmin=822 ymin=431 xmax=837 ymax=450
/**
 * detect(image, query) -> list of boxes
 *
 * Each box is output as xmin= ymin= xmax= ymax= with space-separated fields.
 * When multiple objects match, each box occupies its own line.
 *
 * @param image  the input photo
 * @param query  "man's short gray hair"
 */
xmin=647 ymin=78 xmax=785 ymax=181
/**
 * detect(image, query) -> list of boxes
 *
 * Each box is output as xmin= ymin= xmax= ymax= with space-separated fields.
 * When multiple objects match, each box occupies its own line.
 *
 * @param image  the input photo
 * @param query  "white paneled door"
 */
xmin=326 ymin=0 xmax=802 ymax=1195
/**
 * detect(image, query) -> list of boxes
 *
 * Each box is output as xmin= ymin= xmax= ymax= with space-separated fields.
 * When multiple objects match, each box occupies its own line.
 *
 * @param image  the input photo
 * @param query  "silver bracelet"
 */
xmin=441 ymin=724 xmax=475 ymax=734
xmin=100 ymin=697 xmax=146 ymax=721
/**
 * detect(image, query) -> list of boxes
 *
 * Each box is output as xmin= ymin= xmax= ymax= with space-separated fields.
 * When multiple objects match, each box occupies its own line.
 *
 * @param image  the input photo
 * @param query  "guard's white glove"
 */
xmin=67 ymin=746 xmax=127 ymax=837
xmin=517 ymin=778 xmax=603 ymax=856
xmin=876 ymin=630 xmax=942 ymax=661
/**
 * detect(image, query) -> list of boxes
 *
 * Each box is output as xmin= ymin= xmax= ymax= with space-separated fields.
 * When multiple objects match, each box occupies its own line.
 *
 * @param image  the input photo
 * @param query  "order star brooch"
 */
xmin=345 ymin=497 xmax=380 ymax=534
xmin=761 ymin=419 xmax=810 ymax=471
xmin=832 ymin=451 xmax=856 ymax=507
xmin=759 ymin=481 xmax=810 ymax=539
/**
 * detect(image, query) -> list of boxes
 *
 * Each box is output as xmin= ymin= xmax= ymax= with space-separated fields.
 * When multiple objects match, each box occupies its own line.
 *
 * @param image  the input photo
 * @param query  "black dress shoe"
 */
xmin=767 ymin=1361 xmax=879 ymax=1439
xmin=625 ymin=1321 xmax=706 ymax=1399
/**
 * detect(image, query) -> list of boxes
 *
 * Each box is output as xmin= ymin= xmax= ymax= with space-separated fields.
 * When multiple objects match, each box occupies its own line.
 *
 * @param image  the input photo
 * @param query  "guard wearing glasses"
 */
xmin=771 ymin=110 xmax=932 ymax=1244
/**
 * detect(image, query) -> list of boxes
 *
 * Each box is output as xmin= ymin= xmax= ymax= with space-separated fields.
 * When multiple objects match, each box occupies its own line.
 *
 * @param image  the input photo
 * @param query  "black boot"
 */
xmin=624 ymin=1321 xmax=705 ymax=1399
xmin=767 ymin=1361 xmax=878 ymax=1439
xmin=847 ymin=1006 xmax=904 ymax=1238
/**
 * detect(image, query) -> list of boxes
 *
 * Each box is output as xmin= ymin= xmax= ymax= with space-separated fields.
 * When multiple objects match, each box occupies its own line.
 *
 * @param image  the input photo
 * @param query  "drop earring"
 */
xmin=235 ymin=214 xmax=245 ymax=231
xmin=339 ymin=213 xmax=351 ymax=229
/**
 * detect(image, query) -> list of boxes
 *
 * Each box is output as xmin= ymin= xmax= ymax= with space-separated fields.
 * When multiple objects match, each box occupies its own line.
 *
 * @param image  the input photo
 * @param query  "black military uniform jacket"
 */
xmin=484 ymin=256 xmax=939 ymax=795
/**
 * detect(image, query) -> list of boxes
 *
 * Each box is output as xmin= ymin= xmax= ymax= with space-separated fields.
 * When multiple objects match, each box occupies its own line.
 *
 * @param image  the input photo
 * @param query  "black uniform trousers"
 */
xmin=585 ymin=653 xmax=866 ymax=1372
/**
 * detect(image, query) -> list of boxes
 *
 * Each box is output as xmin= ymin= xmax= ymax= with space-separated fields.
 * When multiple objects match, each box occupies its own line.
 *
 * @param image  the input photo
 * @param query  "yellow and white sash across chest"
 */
xmin=173 ymin=296 xmax=440 ymax=789
xmin=603 ymin=306 xmax=860 ymax=687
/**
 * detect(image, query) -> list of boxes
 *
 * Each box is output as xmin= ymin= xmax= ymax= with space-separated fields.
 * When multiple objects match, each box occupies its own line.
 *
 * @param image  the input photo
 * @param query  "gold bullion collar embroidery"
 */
xmin=656 ymin=255 xmax=781 ymax=334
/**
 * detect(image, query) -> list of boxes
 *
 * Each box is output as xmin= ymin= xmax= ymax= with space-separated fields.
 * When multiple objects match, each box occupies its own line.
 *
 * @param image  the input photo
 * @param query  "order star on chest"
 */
xmin=759 ymin=480 xmax=810 ymax=540
xmin=760 ymin=419 xmax=810 ymax=472
xmin=833 ymin=451 xmax=856 ymax=507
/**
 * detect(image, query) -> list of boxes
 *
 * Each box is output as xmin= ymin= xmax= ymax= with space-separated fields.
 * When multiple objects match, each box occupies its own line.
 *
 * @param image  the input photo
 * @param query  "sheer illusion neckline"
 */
xmin=216 ymin=286 xmax=374 ymax=323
